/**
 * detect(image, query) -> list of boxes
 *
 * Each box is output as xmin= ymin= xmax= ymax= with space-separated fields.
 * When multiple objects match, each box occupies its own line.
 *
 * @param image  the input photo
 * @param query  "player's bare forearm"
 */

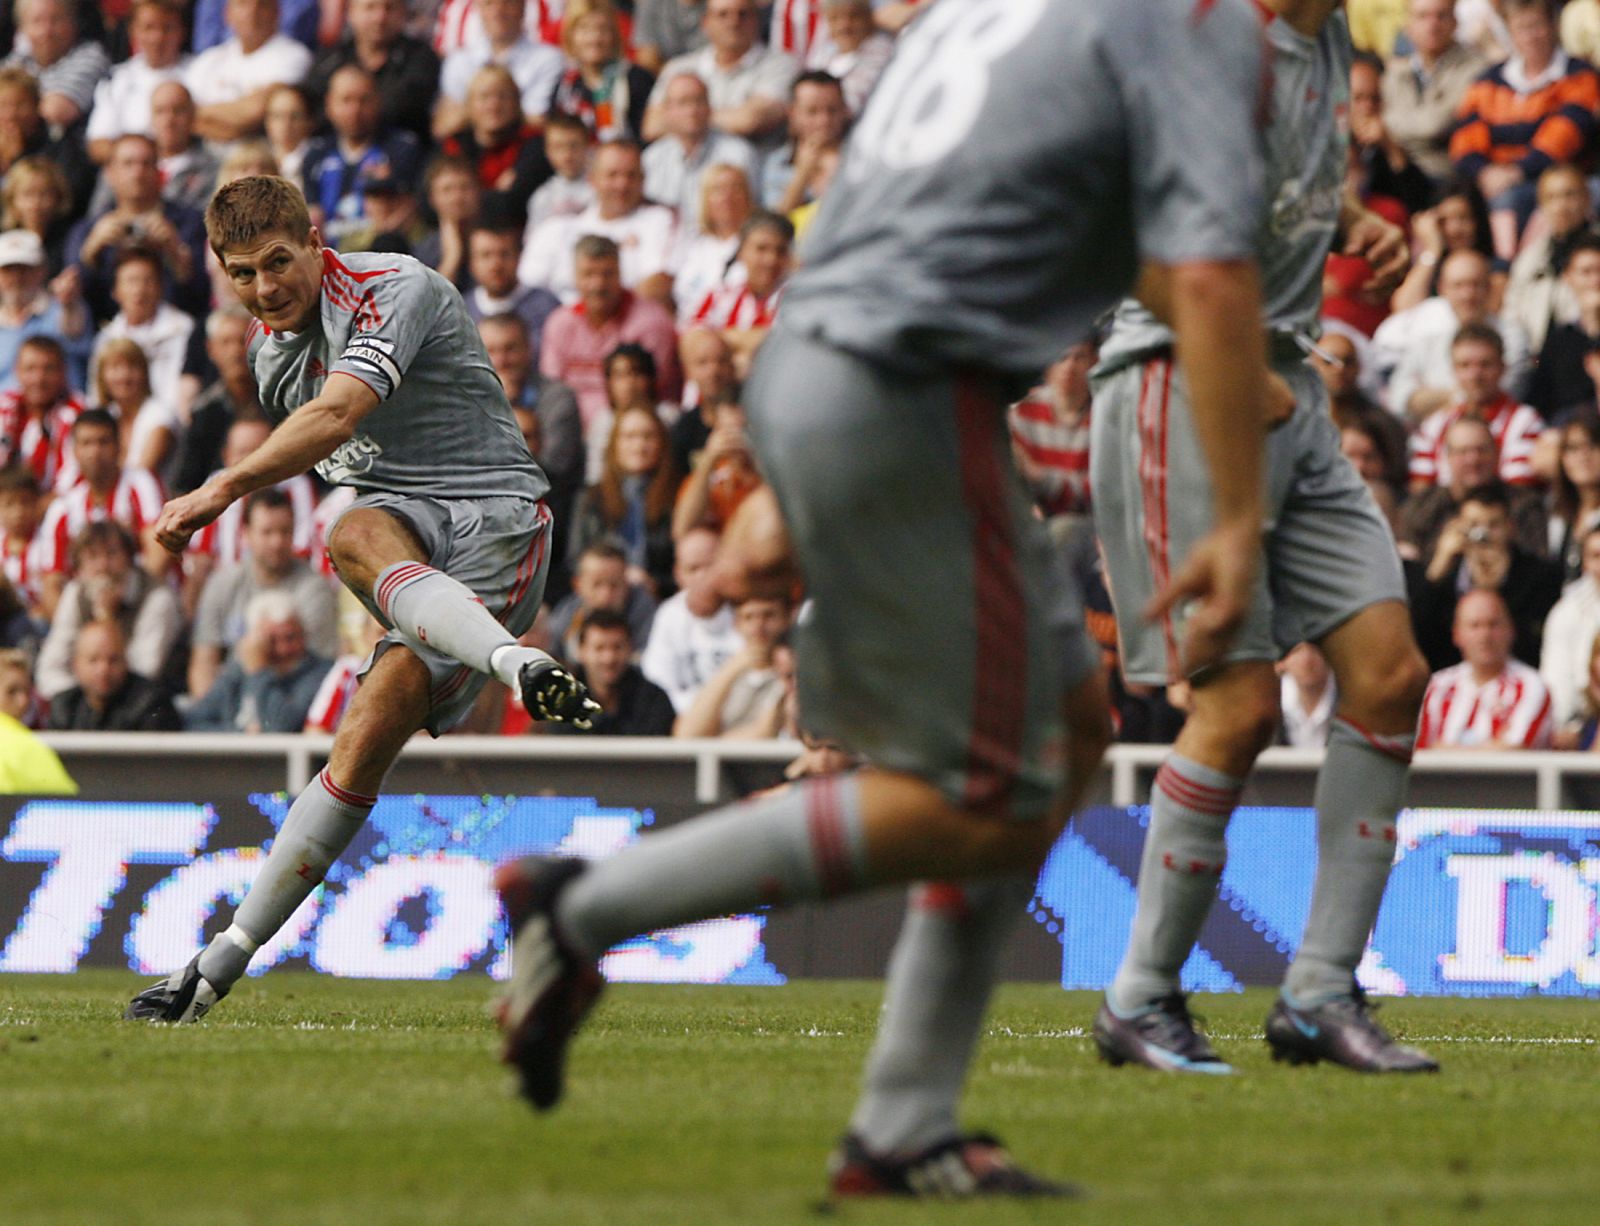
xmin=215 ymin=374 xmax=380 ymax=501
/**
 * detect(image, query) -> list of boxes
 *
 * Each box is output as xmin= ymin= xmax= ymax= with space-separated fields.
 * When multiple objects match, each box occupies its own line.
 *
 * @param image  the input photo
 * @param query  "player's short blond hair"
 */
xmin=205 ymin=174 xmax=312 ymax=258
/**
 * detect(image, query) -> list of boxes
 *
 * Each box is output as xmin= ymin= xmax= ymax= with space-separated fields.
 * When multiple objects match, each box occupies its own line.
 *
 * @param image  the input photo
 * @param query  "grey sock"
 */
xmin=1107 ymin=755 xmax=1241 ymax=1015
xmin=849 ymin=874 xmax=1035 ymax=1154
xmin=1285 ymin=718 xmax=1411 ymax=1004
xmin=196 ymin=769 xmax=375 ymax=989
xmin=556 ymin=773 xmax=868 ymax=959
xmin=376 ymin=562 xmax=543 ymax=688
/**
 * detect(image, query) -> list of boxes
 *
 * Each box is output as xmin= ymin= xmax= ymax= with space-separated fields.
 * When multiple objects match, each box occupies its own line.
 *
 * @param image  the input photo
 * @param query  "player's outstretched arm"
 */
xmin=1137 ymin=258 xmax=1269 ymax=674
xmin=153 ymin=374 xmax=381 ymax=553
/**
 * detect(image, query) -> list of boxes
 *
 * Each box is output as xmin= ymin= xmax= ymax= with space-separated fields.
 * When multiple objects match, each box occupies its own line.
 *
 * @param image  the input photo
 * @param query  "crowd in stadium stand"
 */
xmin=7 ymin=0 xmax=1600 ymax=759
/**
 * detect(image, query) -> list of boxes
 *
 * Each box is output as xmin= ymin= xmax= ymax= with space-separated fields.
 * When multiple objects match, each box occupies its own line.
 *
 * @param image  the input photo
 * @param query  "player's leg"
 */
xmin=329 ymin=503 xmax=593 ymax=723
xmin=124 ymin=648 xmax=432 ymax=1021
xmin=1087 ymin=354 xmax=1278 ymax=1071
xmin=838 ymin=670 xmax=1110 ymax=1194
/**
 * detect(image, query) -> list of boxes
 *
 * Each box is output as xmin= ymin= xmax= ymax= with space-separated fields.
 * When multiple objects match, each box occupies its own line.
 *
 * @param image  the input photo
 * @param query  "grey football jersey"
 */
xmin=774 ymin=0 xmax=1267 ymax=380
xmin=1100 ymin=10 xmax=1352 ymax=369
xmin=248 ymin=249 xmax=549 ymax=502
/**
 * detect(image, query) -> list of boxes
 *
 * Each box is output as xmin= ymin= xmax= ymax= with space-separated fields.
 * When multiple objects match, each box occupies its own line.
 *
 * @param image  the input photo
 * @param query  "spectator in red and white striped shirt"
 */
xmin=0 ymin=464 xmax=41 ymax=618
xmin=691 ymin=209 xmax=791 ymax=378
xmin=1008 ymin=335 xmax=1096 ymax=520
xmin=0 ymin=335 xmax=86 ymax=494
xmin=1418 ymin=587 xmax=1553 ymax=748
xmin=1409 ymin=322 xmax=1547 ymax=490
xmin=25 ymin=411 xmax=165 ymax=614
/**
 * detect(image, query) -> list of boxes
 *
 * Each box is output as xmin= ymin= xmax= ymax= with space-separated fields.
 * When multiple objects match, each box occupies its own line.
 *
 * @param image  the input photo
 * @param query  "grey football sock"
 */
xmin=555 ymin=773 xmax=869 ymax=959
xmin=195 ymin=768 xmax=375 ymax=990
xmin=1284 ymin=718 xmax=1411 ymax=1005
xmin=849 ymin=874 xmax=1035 ymax=1154
xmin=375 ymin=561 xmax=547 ymax=689
xmin=1107 ymin=755 xmax=1241 ymax=1015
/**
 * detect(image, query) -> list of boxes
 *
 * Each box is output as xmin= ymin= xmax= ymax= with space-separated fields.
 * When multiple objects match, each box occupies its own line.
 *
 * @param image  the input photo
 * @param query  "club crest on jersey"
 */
xmin=317 ymin=433 xmax=383 ymax=483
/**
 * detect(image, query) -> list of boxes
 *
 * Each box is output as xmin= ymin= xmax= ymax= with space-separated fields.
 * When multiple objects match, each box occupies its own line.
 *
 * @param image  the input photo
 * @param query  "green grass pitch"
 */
xmin=3 ymin=972 xmax=1597 ymax=1225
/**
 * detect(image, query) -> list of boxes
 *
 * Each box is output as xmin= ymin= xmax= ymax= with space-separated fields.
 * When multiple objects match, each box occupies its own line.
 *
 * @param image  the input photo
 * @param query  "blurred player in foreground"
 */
xmin=493 ymin=0 xmax=1275 ymax=1199
xmin=1090 ymin=0 xmax=1437 ymax=1075
xmin=125 ymin=176 xmax=598 ymax=1023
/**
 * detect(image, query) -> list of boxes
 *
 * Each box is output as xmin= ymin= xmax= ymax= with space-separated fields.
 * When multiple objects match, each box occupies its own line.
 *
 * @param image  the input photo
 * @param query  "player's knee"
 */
xmin=1198 ymin=687 xmax=1278 ymax=757
xmin=1343 ymin=645 xmax=1429 ymax=728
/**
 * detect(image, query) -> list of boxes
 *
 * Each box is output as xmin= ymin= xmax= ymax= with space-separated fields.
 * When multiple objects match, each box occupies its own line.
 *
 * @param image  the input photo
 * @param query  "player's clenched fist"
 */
xmin=154 ymin=482 xmax=233 ymax=554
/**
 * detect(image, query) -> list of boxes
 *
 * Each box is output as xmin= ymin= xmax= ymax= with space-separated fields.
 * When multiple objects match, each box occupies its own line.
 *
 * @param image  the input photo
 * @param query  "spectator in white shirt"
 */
xmin=435 ymin=0 xmax=565 ymax=139
xmin=185 ymin=0 xmax=313 ymax=143
xmin=641 ymin=73 xmax=753 ymax=232
xmin=526 ymin=110 xmax=594 ymax=229
xmin=639 ymin=523 xmax=740 ymax=712
xmin=519 ymin=139 xmax=676 ymax=303
xmin=1417 ymin=588 xmax=1554 ymax=749
xmin=1277 ymin=642 xmax=1337 ymax=748
xmin=669 ymin=162 xmax=752 ymax=324
xmin=85 ymin=0 xmax=189 ymax=163
xmin=642 ymin=0 xmax=798 ymax=147
xmin=1374 ymin=248 xmax=1530 ymax=421
xmin=1543 ymin=526 xmax=1600 ymax=742
xmin=93 ymin=335 xmax=180 ymax=485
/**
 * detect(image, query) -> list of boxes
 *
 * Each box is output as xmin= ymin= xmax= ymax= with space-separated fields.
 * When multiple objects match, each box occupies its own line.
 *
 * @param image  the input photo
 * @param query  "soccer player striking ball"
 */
xmin=125 ymin=176 xmax=598 ymax=1023
xmin=1089 ymin=0 xmax=1438 ymax=1075
xmin=493 ymin=0 xmax=1275 ymax=1197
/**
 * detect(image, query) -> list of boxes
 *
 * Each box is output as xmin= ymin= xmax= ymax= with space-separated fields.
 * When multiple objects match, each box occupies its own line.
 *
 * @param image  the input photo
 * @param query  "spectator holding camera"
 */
xmin=1417 ymin=588 xmax=1553 ymax=749
xmin=1398 ymin=415 xmax=1550 ymax=562
xmin=1413 ymin=480 xmax=1563 ymax=669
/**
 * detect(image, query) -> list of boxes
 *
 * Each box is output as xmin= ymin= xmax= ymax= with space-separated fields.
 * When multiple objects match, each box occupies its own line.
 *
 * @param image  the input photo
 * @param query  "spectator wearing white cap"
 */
xmin=0 ymin=227 xmax=89 ymax=390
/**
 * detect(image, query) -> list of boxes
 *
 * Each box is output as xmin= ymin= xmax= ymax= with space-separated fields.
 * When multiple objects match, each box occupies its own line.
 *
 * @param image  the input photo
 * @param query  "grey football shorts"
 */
xmin=746 ymin=327 xmax=1101 ymax=820
xmin=334 ymin=490 xmax=553 ymax=735
xmin=1090 ymin=353 xmax=1406 ymax=684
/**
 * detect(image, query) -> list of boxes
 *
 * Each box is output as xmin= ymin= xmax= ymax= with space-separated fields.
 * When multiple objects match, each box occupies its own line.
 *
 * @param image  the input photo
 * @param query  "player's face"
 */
xmin=612 ymin=408 xmax=661 ymax=473
xmin=131 ymin=5 xmax=185 ymax=67
xmin=245 ymin=506 xmax=297 ymax=574
xmin=71 ymin=425 xmax=119 ymax=487
xmin=577 ymin=625 xmax=629 ymax=689
xmin=1451 ymin=341 xmax=1504 ymax=404
xmin=15 ymin=345 xmax=64 ymax=407
xmin=0 ymin=668 xmax=29 ymax=720
xmin=1562 ymin=425 xmax=1600 ymax=489
xmin=1453 ymin=594 xmax=1512 ymax=670
xmin=221 ymin=229 xmax=326 ymax=334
